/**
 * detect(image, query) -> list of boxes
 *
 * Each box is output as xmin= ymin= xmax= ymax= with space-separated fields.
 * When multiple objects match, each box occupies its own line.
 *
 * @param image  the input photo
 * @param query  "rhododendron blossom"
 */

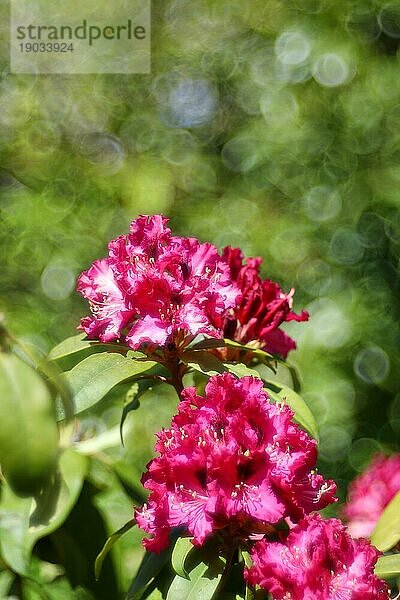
xmin=136 ymin=374 xmax=336 ymax=552
xmin=77 ymin=215 xmax=239 ymax=352
xmin=220 ymin=247 xmax=309 ymax=358
xmin=343 ymin=453 xmax=400 ymax=538
xmin=245 ymin=514 xmax=389 ymax=599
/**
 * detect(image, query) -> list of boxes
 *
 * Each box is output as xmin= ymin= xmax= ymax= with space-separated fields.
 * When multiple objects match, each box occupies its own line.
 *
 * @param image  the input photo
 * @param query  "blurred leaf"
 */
xmin=49 ymin=334 xmax=131 ymax=371
xmin=0 ymin=350 xmax=60 ymax=497
xmin=111 ymin=461 xmax=147 ymax=505
xmin=49 ymin=481 xmax=118 ymax=600
xmin=371 ymin=490 xmax=400 ymax=552
xmin=374 ymin=554 xmax=400 ymax=579
xmin=127 ymin=529 xmax=183 ymax=600
xmin=61 ymin=352 xmax=157 ymax=417
xmin=74 ymin=425 xmax=122 ymax=455
xmin=263 ymin=379 xmax=319 ymax=442
xmin=171 ymin=537 xmax=194 ymax=579
xmin=181 ymin=350 xmax=227 ymax=376
xmin=95 ymin=518 xmax=135 ymax=581
xmin=126 ymin=550 xmax=172 ymax=600
xmin=166 ymin=550 xmax=225 ymax=600
xmin=0 ymin=449 xmax=87 ymax=575
xmin=0 ymin=570 xmax=14 ymax=596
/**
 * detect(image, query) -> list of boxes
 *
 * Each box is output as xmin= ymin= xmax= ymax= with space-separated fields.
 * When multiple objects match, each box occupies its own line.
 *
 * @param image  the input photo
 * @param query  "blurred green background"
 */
xmin=1 ymin=0 xmax=400 ymax=596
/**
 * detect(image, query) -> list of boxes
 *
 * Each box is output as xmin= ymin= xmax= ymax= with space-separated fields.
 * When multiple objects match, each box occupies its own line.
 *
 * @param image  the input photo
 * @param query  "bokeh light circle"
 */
xmin=354 ymin=346 xmax=390 ymax=384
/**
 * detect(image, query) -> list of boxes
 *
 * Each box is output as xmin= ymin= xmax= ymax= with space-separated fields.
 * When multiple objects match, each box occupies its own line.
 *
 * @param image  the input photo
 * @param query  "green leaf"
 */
xmin=172 ymin=537 xmax=194 ymax=579
xmin=374 ymin=553 xmax=400 ymax=579
xmin=223 ymin=363 xmax=260 ymax=378
xmin=166 ymin=552 xmax=225 ymax=600
xmin=0 ymin=351 xmax=60 ymax=497
xmin=126 ymin=529 xmax=183 ymax=600
xmin=263 ymin=379 xmax=319 ymax=442
xmin=61 ymin=352 xmax=157 ymax=417
xmin=371 ymin=490 xmax=400 ymax=552
xmin=95 ymin=518 xmax=135 ymax=580
xmin=0 ymin=570 xmax=14 ymax=597
xmin=48 ymin=334 xmax=131 ymax=371
xmin=0 ymin=448 xmax=88 ymax=575
xmin=120 ymin=376 xmax=165 ymax=445
xmin=224 ymin=339 xmax=275 ymax=362
xmin=189 ymin=338 xmax=227 ymax=350
xmin=126 ymin=550 xmax=172 ymax=600
xmin=181 ymin=350 xmax=227 ymax=377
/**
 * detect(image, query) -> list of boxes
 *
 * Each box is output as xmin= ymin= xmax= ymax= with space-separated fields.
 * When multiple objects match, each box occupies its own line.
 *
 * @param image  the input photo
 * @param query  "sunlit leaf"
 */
xmin=171 ymin=537 xmax=194 ymax=579
xmin=48 ymin=333 xmax=131 ymax=371
xmin=166 ymin=551 xmax=225 ymax=600
xmin=224 ymin=339 xmax=275 ymax=363
xmin=181 ymin=350 xmax=227 ymax=377
xmin=60 ymin=352 xmax=157 ymax=417
xmin=371 ymin=490 xmax=400 ymax=552
xmin=224 ymin=363 xmax=260 ymax=378
xmin=263 ymin=379 xmax=319 ymax=442
xmin=95 ymin=518 xmax=135 ymax=580
xmin=374 ymin=553 xmax=400 ymax=579
xmin=0 ymin=448 xmax=88 ymax=575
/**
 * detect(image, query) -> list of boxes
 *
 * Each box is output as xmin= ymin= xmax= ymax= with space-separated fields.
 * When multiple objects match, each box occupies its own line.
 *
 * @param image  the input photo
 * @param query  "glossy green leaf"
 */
xmin=95 ymin=518 xmax=135 ymax=580
xmin=0 ymin=448 xmax=88 ymax=575
xmin=263 ymin=379 xmax=319 ymax=442
xmin=371 ymin=490 xmax=400 ymax=552
xmin=224 ymin=339 xmax=275 ymax=362
xmin=61 ymin=352 xmax=157 ymax=417
xmin=49 ymin=333 xmax=131 ymax=371
xmin=189 ymin=338 xmax=227 ymax=350
xmin=181 ymin=350 xmax=227 ymax=377
xmin=374 ymin=553 xmax=400 ymax=579
xmin=172 ymin=537 xmax=194 ymax=579
xmin=224 ymin=363 xmax=260 ymax=378
xmin=166 ymin=553 xmax=225 ymax=600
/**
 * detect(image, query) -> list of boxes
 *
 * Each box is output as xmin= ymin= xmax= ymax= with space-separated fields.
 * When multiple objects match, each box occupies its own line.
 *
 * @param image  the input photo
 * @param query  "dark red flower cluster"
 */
xmin=221 ymin=247 xmax=309 ymax=357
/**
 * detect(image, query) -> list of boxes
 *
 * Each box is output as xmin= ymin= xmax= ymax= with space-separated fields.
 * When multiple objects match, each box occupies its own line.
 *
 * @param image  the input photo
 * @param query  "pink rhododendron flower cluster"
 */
xmin=77 ymin=215 xmax=239 ymax=352
xmin=245 ymin=514 xmax=389 ymax=599
xmin=343 ymin=453 xmax=400 ymax=538
xmin=220 ymin=246 xmax=309 ymax=358
xmin=135 ymin=373 xmax=336 ymax=552
xmin=77 ymin=215 xmax=308 ymax=358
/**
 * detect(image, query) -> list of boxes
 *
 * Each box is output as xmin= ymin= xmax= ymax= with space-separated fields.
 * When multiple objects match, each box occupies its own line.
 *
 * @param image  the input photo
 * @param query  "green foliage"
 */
xmin=2 ymin=0 xmax=400 ymax=596
xmin=375 ymin=554 xmax=400 ymax=580
xmin=263 ymin=380 xmax=319 ymax=442
xmin=62 ymin=352 xmax=157 ymax=417
xmin=371 ymin=490 xmax=400 ymax=552
xmin=0 ymin=449 xmax=87 ymax=575
xmin=0 ymin=350 xmax=59 ymax=496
